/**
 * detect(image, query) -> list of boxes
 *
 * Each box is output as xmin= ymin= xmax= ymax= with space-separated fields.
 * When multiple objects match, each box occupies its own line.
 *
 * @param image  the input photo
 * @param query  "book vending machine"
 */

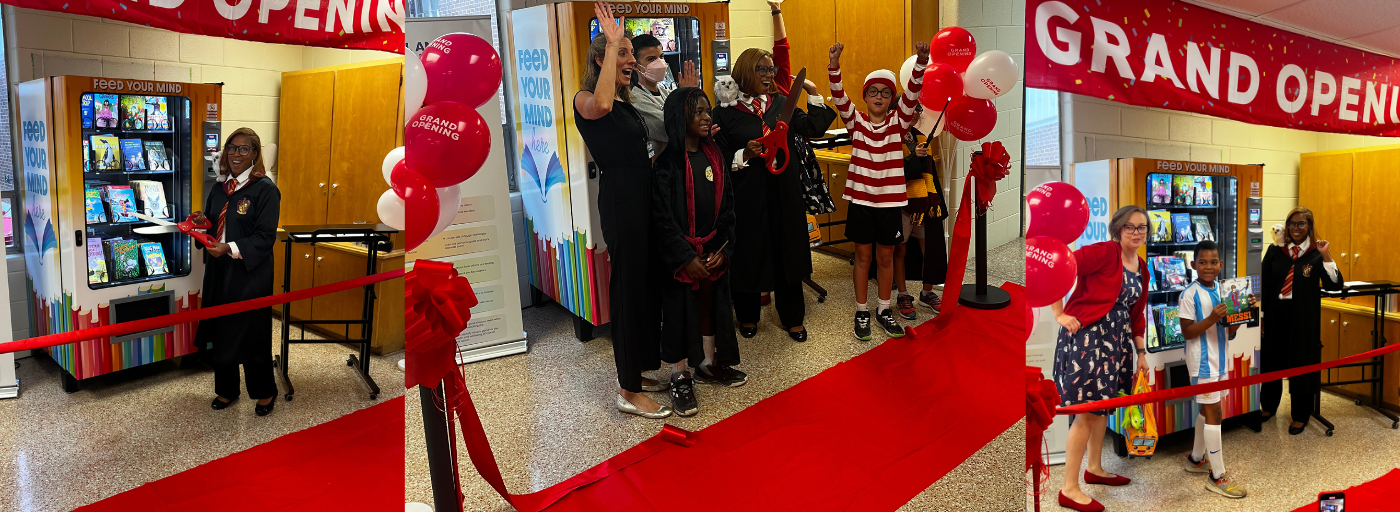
xmin=1071 ymin=158 xmax=1267 ymax=447
xmin=509 ymin=1 xmax=729 ymax=338
xmin=18 ymin=76 xmax=221 ymax=391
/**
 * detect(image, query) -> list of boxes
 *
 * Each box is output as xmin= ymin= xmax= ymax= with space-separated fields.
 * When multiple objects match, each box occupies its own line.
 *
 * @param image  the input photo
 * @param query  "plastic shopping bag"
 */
xmin=1123 ymin=369 xmax=1158 ymax=458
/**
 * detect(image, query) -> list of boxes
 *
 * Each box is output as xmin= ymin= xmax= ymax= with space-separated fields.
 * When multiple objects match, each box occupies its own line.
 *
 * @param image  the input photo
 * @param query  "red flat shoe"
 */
xmin=1058 ymin=491 xmax=1105 ymax=512
xmin=1084 ymin=470 xmax=1131 ymax=486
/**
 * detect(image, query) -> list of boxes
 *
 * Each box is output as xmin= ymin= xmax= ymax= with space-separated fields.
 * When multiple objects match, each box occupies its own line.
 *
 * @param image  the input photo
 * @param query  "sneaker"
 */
xmin=919 ymin=291 xmax=942 ymax=313
xmin=1184 ymin=454 xmax=1211 ymax=474
xmin=695 ymin=363 xmax=748 ymax=387
xmin=896 ymin=294 xmax=916 ymax=320
xmin=854 ymin=311 xmax=873 ymax=341
xmin=876 ymin=308 xmax=905 ymax=338
xmin=1206 ymin=472 xmax=1247 ymax=499
xmin=669 ymin=372 xmax=699 ymax=416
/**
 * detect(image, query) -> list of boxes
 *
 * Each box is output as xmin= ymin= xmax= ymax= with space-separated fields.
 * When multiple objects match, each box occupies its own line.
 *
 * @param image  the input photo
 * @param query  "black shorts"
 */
xmin=846 ymin=203 xmax=904 ymax=246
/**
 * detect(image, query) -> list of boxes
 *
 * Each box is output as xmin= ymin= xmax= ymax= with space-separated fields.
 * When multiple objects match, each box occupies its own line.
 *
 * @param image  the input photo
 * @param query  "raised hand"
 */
xmin=678 ymin=60 xmax=699 ymax=88
xmin=766 ymin=0 xmax=784 ymax=8
xmin=1317 ymin=239 xmax=1331 ymax=261
xmin=803 ymin=78 xmax=819 ymax=95
xmin=593 ymin=1 xmax=625 ymax=44
xmin=829 ymin=42 xmax=844 ymax=68
xmin=915 ymin=41 xmax=931 ymax=60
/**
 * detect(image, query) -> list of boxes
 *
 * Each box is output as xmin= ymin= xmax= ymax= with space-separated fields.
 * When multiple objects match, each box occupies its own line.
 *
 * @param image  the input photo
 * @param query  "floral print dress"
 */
xmin=1055 ymin=267 xmax=1141 ymax=415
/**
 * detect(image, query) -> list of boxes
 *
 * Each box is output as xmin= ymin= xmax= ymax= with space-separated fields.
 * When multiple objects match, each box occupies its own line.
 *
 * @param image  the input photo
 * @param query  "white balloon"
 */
xmin=962 ymin=50 xmax=1018 ymax=100
xmin=405 ymin=50 xmax=429 ymax=124
xmin=382 ymin=146 xmax=405 ymax=186
xmin=429 ymin=185 xmax=461 ymax=239
xmin=898 ymin=55 xmax=919 ymax=92
xmin=377 ymin=190 xmax=406 ymax=230
xmin=915 ymin=108 xmax=949 ymax=139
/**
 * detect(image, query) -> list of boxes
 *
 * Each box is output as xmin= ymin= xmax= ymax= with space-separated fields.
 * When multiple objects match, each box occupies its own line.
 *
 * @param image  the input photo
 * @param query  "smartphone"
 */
xmin=1319 ymin=491 xmax=1344 ymax=512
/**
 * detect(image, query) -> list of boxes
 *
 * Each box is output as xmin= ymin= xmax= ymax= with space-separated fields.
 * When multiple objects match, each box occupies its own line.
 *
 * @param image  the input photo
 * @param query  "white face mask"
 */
xmin=641 ymin=60 xmax=668 ymax=83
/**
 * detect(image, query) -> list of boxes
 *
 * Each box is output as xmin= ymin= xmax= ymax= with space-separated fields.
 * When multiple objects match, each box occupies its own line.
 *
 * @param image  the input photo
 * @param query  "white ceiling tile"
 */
xmin=1347 ymin=26 xmax=1400 ymax=60
xmin=1264 ymin=0 xmax=1400 ymax=40
xmin=1189 ymin=0 xmax=1307 ymax=16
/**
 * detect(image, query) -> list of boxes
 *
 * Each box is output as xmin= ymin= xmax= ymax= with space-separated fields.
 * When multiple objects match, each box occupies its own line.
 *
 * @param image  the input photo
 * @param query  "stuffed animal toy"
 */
xmin=714 ymin=75 xmax=740 ymax=108
xmin=1270 ymin=223 xmax=1285 ymax=247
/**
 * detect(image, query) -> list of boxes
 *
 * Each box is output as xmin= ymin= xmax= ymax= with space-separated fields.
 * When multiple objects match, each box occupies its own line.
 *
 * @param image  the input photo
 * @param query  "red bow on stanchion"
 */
xmin=1025 ymin=367 xmax=1059 ymax=512
xmin=405 ymin=260 xmax=476 ymax=393
xmin=969 ymin=141 xmax=1011 ymax=212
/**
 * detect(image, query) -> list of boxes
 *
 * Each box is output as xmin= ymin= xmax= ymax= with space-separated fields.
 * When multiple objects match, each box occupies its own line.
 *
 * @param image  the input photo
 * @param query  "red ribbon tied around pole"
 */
xmin=404 ymin=260 xmax=477 ymax=391
xmin=969 ymin=141 xmax=1010 ymax=211
xmin=1025 ymin=367 xmax=1058 ymax=471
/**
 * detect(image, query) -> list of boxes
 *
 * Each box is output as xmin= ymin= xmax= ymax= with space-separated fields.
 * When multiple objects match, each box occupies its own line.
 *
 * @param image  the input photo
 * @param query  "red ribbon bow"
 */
xmin=404 ymin=260 xmax=477 ymax=392
xmin=1025 ymin=367 xmax=1059 ymax=471
xmin=969 ymin=141 xmax=1011 ymax=211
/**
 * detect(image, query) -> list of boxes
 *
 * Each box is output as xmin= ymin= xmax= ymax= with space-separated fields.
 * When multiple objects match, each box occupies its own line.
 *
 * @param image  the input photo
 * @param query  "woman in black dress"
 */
xmin=573 ymin=2 xmax=669 ymax=419
xmin=1260 ymin=206 xmax=1343 ymax=435
xmin=196 ymin=127 xmax=281 ymax=416
xmin=712 ymin=47 xmax=836 ymax=342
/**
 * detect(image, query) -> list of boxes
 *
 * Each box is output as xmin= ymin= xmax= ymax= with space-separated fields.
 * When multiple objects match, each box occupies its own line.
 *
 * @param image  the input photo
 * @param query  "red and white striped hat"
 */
xmin=863 ymin=69 xmax=898 ymax=95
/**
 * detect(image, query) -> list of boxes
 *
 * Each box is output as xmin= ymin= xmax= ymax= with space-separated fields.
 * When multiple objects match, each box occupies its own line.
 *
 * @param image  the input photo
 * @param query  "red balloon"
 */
xmin=931 ymin=27 xmax=977 ymax=72
xmin=421 ymin=33 xmax=503 ymax=109
xmin=405 ymin=101 xmax=491 ymax=188
xmin=1026 ymin=236 xmax=1078 ymax=308
xmin=945 ymin=95 xmax=997 ymax=141
xmin=918 ymin=62 xmax=963 ymax=112
xmin=1026 ymin=182 xmax=1090 ymax=245
xmin=390 ymin=164 xmax=441 ymax=251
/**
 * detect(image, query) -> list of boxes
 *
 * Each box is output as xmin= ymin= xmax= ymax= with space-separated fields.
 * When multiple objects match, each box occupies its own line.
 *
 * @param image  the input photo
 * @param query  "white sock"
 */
xmin=857 ymin=302 xmax=868 ymax=312
xmin=702 ymin=335 xmax=716 ymax=367
xmin=1205 ymin=423 xmax=1225 ymax=478
xmin=1191 ymin=414 xmax=1206 ymax=461
xmin=878 ymin=299 xmax=891 ymax=314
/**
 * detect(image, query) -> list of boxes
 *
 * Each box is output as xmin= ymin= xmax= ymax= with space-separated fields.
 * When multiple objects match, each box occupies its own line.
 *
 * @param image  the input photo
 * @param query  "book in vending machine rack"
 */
xmin=86 ymin=237 xmax=109 ymax=284
xmin=1191 ymin=214 xmax=1214 ymax=242
xmin=121 ymin=139 xmax=146 ymax=172
xmin=1149 ymin=210 xmax=1174 ymax=242
xmin=144 ymin=96 xmax=168 ymax=130
xmin=104 ymin=185 xmax=139 ymax=222
xmin=1149 ymin=174 xmax=1172 ymax=205
xmin=83 ymin=139 xmax=91 ymax=172
xmin=119 ymin=95 xmax=145 ymax=130
xmin=93 ymin=93 xmax=118 ymax=128
xmin=130 ymin=180 xmax=170 ymax=219
xmin=140 ymin=242 xmax=169 ymax=275
xmin=90 ymin=135 xmax=122 ymax=171
xmin=108 ymin=239 xmax=143 ymax=279
xmin=143 ymin=141 xmax=170 ymax=171
xmin=1172 ymin=213 xmax=1194 ymax=243
xmin=1173 ymin=175 xmax=1195 ymax=205
xmin=1159 ymin=305 xmax=1186 ymax=347
xmin=81 ymin=94 xmax=95 ymax=129
xmin=1154 ymin=256 xmax=1189 ymax=291
xmin=84 ymin=185 xmax=108 ymax=224
xmin=1193 ymin=176 xmax=1214 ymax=206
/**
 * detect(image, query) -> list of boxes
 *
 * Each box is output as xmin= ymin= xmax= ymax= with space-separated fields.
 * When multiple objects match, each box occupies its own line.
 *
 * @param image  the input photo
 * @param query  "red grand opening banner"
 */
xmin=1026 ymin=0 xmax=1400 ymax=136
xmin=1 ymin=0 xmax=403 ymax=53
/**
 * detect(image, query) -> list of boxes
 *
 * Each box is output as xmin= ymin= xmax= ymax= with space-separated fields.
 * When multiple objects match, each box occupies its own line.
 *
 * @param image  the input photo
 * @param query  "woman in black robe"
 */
xmin=1260 ymin=206 xmax=1343 ymax=435
xmin=713 ymin=48 xmax=837 ymax=342
xmin=652 ymin=87 xmax=743 ymax=415
xmin=195 ymin=127 xmax=280 ymax=416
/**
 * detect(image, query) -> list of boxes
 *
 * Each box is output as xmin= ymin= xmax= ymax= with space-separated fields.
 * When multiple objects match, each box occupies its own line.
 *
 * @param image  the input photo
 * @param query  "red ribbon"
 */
xmin=660 ymin=424 xmax=696 ymax=447
xmin=404 ymin=260 xmax=476 ymax=392
xmin=1057 ymin=340 xmax=1400 ymax=415
xmin=969 ymin=141 xmax=1010 ymax=211
xmin=1025 ymin=367 xmax=1058 ymax=472
xmin=0 ymin=269 xmax=403 ymax=355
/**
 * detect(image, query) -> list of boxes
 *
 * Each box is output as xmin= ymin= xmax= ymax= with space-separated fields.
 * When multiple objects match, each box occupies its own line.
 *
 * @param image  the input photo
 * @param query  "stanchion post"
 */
xmin=422 ymin=384 xmax=464 ymax=512
xmin=959 ymin=159 xmax=1011 ymax=310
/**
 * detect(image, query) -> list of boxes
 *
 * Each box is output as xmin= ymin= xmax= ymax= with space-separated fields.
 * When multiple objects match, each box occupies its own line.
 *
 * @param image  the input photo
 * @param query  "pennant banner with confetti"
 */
xmin=1027 ymin=0 xmax=1400 ymax=136
xmin=0 ymin=0 xmax=404 ymax=54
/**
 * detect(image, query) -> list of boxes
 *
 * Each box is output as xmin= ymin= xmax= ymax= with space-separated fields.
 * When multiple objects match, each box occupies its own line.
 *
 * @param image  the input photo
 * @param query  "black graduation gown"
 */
xmin=1260 ymin=244 xmax=1343 ymax=371
xmin=194 ymin=177 xmax=280 ymax=366
xmin=652 ymin=87 xmax=740 ymax=368
xmin=713 ymin=95 xmax=837 ymax=292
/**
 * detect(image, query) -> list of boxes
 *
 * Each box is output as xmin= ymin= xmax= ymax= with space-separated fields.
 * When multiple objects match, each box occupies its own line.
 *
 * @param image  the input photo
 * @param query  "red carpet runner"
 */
xmin=1289 ymin=469 xmax=1400 ymax=512
xmin=75 ymin=397 xmax=404 ymax=512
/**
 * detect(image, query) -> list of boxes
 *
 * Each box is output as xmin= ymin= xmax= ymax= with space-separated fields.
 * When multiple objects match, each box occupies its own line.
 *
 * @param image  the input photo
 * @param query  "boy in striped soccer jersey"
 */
xmin=827 ymin=40 xmax=929 ymax=341
xmin=1178 ymin=240 xmax=1257 ymax=499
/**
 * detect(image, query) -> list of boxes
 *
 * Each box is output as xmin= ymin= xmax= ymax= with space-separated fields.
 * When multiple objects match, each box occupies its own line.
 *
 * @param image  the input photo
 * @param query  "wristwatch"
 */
xmin=1136 ymin=348 xmax=1147 ymax=355
xmin=772 ymin=9 xmax=781 ymax=15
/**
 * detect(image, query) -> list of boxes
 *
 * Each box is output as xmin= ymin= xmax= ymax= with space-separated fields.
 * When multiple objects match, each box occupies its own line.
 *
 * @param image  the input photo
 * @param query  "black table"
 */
xmin=1318 ymin=280 xmax=1400 ymax=434
xmin=275 ymin=224 xmax=396 ymax=401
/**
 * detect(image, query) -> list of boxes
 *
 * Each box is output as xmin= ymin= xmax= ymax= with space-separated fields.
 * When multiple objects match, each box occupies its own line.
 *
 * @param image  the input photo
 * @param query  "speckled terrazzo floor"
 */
xmin=0 ymin=318 xmax=404 ymax=512
xmin=1033 ymin=382 xmax=1400 ymax=512
xmin=407 ymin=238 xmax=1028 ymax=511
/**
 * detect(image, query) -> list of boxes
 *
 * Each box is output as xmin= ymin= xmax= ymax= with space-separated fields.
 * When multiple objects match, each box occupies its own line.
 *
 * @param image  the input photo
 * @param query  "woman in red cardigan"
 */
xmin=1051 ymin=205 xmax=1152 ymax=512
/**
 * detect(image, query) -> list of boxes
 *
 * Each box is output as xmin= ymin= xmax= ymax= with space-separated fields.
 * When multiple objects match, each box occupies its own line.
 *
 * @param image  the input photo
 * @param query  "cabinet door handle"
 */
xmin=1331 ymin=319 xmax=1336 ymax=324
xmin=1354 ymin=253 xmax=1360 ymax=260
xmin=316 ymin=256 xmax=323 ymax=262
xmin=303 ymin=253 xmax=310 ymax=259
xmin=319 ymin=183 xmax=325 ymax=187
xmin=1343 ymin=321 xmax=1348 ymax=327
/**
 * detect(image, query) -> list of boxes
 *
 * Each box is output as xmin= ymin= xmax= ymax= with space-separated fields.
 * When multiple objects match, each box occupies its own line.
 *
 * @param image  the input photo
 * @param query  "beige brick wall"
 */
xmin=8 ymin=7 xmax=399 ymax=147
xmin=1060 ymin=93 xmax=1395 ymax=230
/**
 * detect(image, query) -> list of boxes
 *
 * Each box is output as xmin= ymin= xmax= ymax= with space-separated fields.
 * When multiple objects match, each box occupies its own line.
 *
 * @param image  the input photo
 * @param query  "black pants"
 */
xmin=214 ymin=360 xmax=277 ymax=401
xmin=734 ymin=281 xmax=805 ymax=329
xmin=1260 ymin=300 xmax=1318 ymax=423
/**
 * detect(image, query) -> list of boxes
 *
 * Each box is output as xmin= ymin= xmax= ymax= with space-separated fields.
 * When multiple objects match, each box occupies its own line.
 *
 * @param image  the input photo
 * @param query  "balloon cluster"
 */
xmin=898 ymin=27 xmax=1019 ymax=141
xmin=1024 ymin=182 xmax=1091 ymax=308
xmin=382 ymin=33 xmax=503 ymax=251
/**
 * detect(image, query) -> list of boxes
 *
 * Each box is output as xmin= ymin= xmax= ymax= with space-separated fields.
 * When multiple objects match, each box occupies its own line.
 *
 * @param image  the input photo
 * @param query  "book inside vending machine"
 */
xmin=1108 ymin=158 xmax=1267 ymax=443
xmin=19 ymin=76 xmax=221 ymax=391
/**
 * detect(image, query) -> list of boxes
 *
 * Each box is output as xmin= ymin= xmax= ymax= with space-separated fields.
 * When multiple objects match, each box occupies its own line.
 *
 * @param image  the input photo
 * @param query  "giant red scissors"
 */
xmin=754 ymin=67 xmax=807 ymax=175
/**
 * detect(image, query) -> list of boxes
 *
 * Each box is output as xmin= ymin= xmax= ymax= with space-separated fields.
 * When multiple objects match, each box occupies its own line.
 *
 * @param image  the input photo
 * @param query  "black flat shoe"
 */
xmin=787 ymin=329 xmax=807 ymax=342
xmin=738 ymin=325 xmax=758 ymax=338
xmin=255 ymin=397 xmax=276 ymax=417
xmin=211 ymin=397 xmax=236 ymax=410
xmin=1260 ymin=411 xmax=1275 ymax=421
xmin=1288 ymin=423 xmax=1306 ymax=435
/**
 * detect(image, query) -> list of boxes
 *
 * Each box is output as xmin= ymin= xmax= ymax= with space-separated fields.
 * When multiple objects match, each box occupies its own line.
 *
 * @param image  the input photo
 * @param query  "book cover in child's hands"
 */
xmin=1173 ymin=175 xmax=1195 ymax=205
xmin=1218 ymin=276 xmax=1258 ymax=325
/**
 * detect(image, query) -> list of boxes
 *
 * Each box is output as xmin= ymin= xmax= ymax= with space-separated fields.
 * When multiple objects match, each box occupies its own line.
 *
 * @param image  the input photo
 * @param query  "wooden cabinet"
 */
xmin=273 ymin=238 xmax=405 ymax=355
xmin=1319 ymin=308 xmax=1340 ymax=368
xmin=1336 ymin=312 xmax=1373 ymax=395
xmin=272 ymin=239 xmax=316 ymax=320
xmin=278 ymin=58 xmax=403 ymax=226
xmin=1317 ymin=302 xmax=1400 ymax=412
xmin=1350 ymin=149 xmax=1400 ymax=284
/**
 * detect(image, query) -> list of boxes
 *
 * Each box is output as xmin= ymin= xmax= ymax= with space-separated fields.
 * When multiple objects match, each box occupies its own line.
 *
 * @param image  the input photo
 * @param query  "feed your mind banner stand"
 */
xmin=406 ymin=16 xmax=525 ymax=363
xmin=1027 ymin=0 xmax=1400 ymax=136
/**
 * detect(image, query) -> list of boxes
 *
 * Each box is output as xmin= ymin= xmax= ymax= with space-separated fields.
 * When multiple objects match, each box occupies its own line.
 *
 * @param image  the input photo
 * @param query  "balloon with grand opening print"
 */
xmin=420 ymin=32 xmax=502 ymax=109
xmin=962 ymin=50 xmax=1018 ymax=100
xmin=1025 ymin=181 xmax=1090 ymax=245
xmin=405 ymin=101 xmax=491 ymax=188
xmin=404 ymin=50 xmax=428 ymax=123
xmin=930 ymin=26 xmax=976 ymax=72
xmin=389 ymin=165 xmax=442 ymax=251
xmin=944 ymin=95 xmax=996 ymax=141
xmin=1026 ymin=236 xmax=1078 ymax=309
xmin=918 ymin=62 xmax=963 ymax=112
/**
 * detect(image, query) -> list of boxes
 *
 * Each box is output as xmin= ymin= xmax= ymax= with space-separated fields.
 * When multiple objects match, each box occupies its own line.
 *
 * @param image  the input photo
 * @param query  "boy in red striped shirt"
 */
xmin=828 ymin=41 xmax=930 ymax=340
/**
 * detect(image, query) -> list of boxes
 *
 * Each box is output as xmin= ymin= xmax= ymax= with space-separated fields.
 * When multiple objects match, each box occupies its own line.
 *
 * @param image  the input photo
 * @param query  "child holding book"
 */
xmin=827 ymin=40 xmax=930 ymax=340
xmin=1178 ymin=240 xmax=1257 ymax=499
xmin=651 ymin=87 xmax=743 ymax=415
